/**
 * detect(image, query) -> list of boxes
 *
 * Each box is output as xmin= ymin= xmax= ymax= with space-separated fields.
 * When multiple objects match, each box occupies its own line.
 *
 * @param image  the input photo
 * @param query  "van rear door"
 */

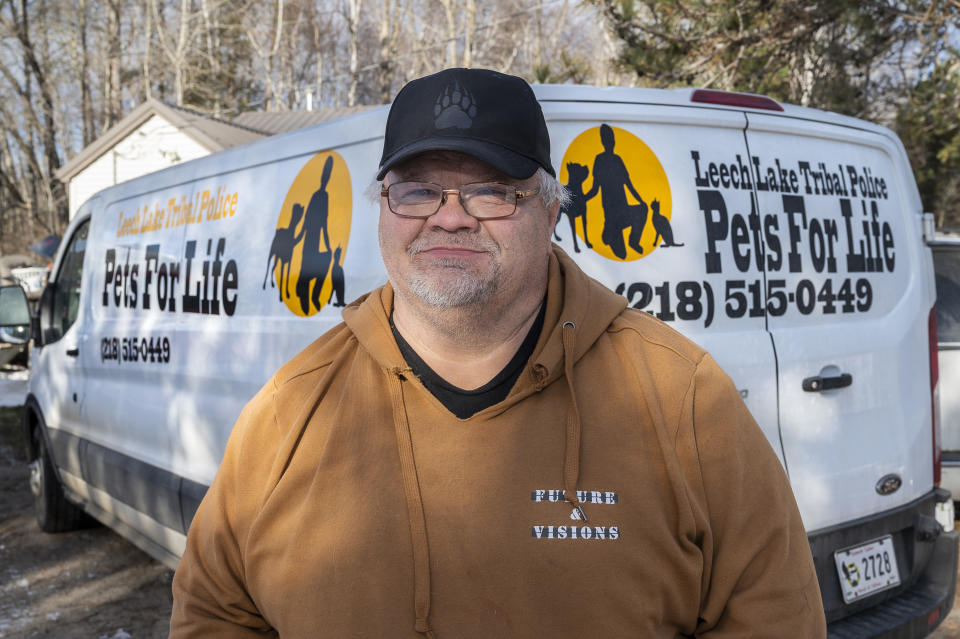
xmin=744 ymin=113 xmax=932 ymax=532
xmin=537 ymin=93 xmax=782 ymax=464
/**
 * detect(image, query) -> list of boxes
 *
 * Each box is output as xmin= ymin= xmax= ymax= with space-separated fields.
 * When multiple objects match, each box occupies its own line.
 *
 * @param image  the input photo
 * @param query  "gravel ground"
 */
xmin=0 ymin=400 xmax=173 ymax=639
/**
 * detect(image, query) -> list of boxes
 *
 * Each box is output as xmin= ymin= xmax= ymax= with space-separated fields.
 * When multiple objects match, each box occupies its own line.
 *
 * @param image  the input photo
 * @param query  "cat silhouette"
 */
xmin=651 ymin=199 xmax=683 ymax=247
xmin=554 ymin=162 xmax=593 ymax=253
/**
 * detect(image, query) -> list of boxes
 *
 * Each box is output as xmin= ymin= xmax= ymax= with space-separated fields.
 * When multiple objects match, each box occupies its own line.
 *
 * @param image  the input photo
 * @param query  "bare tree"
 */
xmin=0 ymin=0 xmax=624 ymax=252
xmin=105 ymin=0 xmax=123 ymax=125
xmin=152 ymin=0 xmax=197 ymax=105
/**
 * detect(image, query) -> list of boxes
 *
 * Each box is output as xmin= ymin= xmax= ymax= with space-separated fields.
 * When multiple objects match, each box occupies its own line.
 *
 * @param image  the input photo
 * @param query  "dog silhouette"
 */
xmin=263 ymin=203 xmax=306 ymax=301
xmin=330 ymin=246 xmax=346 ymax=307
xmin=650 ymin=199 xmax=683 ymax=247
xmin=554 ymin=163 xmax=593 ymax=253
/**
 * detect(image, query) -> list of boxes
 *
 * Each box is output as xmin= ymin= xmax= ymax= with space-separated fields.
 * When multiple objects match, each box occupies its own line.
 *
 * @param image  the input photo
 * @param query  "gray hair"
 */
xmin=535 ymin=167 xmax=570 ymax=210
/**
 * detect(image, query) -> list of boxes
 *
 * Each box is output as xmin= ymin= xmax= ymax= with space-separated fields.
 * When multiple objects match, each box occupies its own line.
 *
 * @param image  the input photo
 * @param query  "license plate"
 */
xmin=833 ymin=535 xmax=901 ymax=603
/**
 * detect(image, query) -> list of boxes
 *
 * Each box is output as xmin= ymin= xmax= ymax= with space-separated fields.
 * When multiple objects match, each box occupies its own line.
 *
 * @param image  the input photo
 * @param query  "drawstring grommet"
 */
xmin=562 ymin=320 xmax=576 ymax=330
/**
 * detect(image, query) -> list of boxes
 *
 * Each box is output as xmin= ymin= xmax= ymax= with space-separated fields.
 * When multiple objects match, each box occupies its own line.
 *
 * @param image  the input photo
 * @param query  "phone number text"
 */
xmin=100 ymin=336 xmax=171 ymax=364
xmin=615 ymin=278 xmax=873 ymax=328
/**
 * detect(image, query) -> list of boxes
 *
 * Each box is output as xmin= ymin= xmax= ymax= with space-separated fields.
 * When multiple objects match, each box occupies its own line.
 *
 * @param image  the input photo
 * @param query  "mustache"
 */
xmin=406 ymin=232 xmax=500 ymax=257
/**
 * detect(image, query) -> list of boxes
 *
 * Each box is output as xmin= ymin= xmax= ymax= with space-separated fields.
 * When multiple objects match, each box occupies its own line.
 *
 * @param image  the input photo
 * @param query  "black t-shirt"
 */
xmin=390 ymin=302 xmax=546 ymax=419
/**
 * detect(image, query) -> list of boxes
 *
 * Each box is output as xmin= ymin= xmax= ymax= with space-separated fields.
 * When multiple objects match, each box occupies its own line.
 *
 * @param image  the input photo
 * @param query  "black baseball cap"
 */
xmin=377 ymin=68 xmax=554 ymax=181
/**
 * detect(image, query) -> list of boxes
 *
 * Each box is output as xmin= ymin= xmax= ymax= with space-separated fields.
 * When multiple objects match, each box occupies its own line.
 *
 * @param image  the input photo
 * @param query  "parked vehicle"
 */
xmin=6 ymin=85 xmax=954 ymax=637
xmin=0 ymin=284 xmax=31 ymax=366
xmin=0 ymin=254 xmax=49 ymax=301
xmin=932 ymin=232 xmax=960 ymax=502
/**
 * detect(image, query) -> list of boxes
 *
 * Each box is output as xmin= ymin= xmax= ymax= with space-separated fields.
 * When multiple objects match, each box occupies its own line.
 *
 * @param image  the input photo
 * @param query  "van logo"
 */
xmin=266 ymin=150 xmax=352 ymax=317
xmin=875 ymin=474 xmax=902 ymax=496
xmin=557 ymin=124 xmax=677 ymax=262
xmin=841 ymin=560 xmax=861 ymax=587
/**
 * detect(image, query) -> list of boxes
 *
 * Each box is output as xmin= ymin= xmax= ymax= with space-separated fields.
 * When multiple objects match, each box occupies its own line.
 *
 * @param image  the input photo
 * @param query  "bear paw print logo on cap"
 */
xmin=434 ymin=82 xmax=477 ymax=130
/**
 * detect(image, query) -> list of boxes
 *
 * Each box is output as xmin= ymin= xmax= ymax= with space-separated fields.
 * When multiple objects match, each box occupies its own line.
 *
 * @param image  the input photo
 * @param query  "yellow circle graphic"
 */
xmin=271 ymin=150 xmax=352 ymax=316
xmin=558 ymin=125 xmax=673 ymax=261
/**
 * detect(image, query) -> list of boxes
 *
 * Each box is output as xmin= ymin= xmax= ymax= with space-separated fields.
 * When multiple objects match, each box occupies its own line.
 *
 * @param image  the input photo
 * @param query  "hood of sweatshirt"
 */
xmin=342 ymin=245 xmax=628 ymax=401
xmin=339 ymin=245 xmax=626 ymax=638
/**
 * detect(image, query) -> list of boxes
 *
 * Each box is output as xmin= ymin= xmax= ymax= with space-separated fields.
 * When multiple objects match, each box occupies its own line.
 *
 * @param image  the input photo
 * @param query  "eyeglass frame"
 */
xmin=379 ymin=181 xmax=541 ymax=220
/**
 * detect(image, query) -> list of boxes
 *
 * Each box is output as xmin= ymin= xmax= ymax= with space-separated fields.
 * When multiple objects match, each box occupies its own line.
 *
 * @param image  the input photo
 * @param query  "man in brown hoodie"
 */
xmin=170 ymin=68 xmax=826 ymax=638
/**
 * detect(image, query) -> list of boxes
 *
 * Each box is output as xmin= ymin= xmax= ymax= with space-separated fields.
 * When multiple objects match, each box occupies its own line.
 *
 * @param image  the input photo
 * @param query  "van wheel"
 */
xmin=28 ymin=428 xmax=87 ymax=532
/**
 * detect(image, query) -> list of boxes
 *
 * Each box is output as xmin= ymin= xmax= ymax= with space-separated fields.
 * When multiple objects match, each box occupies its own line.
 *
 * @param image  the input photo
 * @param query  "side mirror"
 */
xmin=0 ymin=285 xmax=32 ymax=344
xmin=37 ymin=283 xmax=55 ymax=346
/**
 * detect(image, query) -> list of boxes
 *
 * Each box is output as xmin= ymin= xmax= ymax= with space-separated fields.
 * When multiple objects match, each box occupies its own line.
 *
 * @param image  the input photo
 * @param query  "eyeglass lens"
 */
xmin=387 ymin=182 xmax=518 ymax=218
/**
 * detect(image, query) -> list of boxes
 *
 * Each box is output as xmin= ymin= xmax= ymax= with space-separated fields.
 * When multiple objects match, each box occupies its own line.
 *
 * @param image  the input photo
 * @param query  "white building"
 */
xmin=57 ymin=100 xmax=372 ymax=220
xmin=57 ymin=99 xmax=268 ymax=220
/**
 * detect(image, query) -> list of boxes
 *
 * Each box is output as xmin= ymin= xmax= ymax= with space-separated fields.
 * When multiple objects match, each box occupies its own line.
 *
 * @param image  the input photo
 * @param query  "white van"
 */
xmin=10 ymin=85 xmax=956 ymax=637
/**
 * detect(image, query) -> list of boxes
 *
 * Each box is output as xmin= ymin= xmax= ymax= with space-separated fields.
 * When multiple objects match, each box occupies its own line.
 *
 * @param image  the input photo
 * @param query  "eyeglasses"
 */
xmin=380 ymin=181 xmax=540 ymax=220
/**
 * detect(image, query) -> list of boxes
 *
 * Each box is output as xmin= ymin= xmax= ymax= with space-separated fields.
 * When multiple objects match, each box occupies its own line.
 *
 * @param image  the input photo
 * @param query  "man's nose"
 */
xmin=428 ymin=192 xmax=479 ymax=232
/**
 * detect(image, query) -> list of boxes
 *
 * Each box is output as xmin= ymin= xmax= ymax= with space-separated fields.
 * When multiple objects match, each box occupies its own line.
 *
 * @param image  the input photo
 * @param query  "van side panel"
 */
xmin=83 ymin=183 xmax=189 ymax=475
xmin=169 ymin=139 xmax=386 ymax=486
xmin=79 ymin=120 xmax=389 ymax=497
xmin=745 ymin=113 xmax=933 ymax=532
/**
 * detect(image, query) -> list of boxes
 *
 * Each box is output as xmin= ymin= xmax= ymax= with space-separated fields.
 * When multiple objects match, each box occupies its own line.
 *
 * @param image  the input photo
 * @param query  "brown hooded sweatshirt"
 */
xmin=170 ymin=247 xmax=826 ymax=638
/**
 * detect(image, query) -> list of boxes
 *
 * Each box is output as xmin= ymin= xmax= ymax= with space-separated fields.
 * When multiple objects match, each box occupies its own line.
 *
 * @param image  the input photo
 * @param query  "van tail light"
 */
xmin=690 ymin=89 xmax=784 ymax=112
xmin=930 ymin=306 xmax=941 ymax=486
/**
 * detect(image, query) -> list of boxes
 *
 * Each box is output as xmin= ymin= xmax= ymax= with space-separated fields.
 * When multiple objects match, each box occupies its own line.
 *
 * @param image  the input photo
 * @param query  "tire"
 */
xmin=28 ymin=427 xmax=87 ymax=532
xmin=10 ymin=344 xmax=28 ymax=368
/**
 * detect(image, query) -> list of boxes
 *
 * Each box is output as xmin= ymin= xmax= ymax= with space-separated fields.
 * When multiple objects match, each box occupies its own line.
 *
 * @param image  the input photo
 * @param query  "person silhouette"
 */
xmin=296 ymin=156 xmax=335 ymax=314
xmin=582 ymin=124 xmax=648 ymax=259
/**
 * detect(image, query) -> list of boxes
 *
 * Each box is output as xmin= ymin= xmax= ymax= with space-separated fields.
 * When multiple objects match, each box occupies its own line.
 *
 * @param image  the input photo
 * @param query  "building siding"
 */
xmin=69 ymin=115 xmax=211 ymax=219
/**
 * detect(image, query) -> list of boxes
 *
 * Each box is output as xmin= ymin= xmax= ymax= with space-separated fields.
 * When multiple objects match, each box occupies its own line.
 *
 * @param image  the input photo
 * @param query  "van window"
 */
xmin=48 ymin=220 xmax=89 ymax=342
xmin=934 ymin=246 xmax=960 ymax=343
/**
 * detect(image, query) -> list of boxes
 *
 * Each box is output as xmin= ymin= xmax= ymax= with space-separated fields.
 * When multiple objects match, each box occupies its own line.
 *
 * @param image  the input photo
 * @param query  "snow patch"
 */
xmin=0 ymin=370 xmax=28 ymax=407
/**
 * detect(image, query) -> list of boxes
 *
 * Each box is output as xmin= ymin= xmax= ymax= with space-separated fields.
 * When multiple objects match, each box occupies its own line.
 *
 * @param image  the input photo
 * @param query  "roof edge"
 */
xmin=56 ymin=98 xmax=254 ymax=182
xmin=57 ymin=99 xmax=167 ymax=181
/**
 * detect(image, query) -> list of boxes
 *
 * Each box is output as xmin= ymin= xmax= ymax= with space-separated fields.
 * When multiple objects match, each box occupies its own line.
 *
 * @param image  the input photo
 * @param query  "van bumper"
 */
xmin=813 ymin=488 xmax=958 ymax=638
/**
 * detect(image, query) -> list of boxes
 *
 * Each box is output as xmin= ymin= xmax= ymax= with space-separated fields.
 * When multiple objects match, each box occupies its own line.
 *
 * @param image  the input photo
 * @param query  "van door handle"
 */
xmin=802 ymin=373 xmax=852 ymax=392
xmin=65 ymin=346 xmax=79 ymax=357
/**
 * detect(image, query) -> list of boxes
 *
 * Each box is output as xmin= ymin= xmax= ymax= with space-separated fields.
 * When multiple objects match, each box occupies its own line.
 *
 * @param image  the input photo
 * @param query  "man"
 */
xmin=170 ymin=68 xmax=825 ymax=638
